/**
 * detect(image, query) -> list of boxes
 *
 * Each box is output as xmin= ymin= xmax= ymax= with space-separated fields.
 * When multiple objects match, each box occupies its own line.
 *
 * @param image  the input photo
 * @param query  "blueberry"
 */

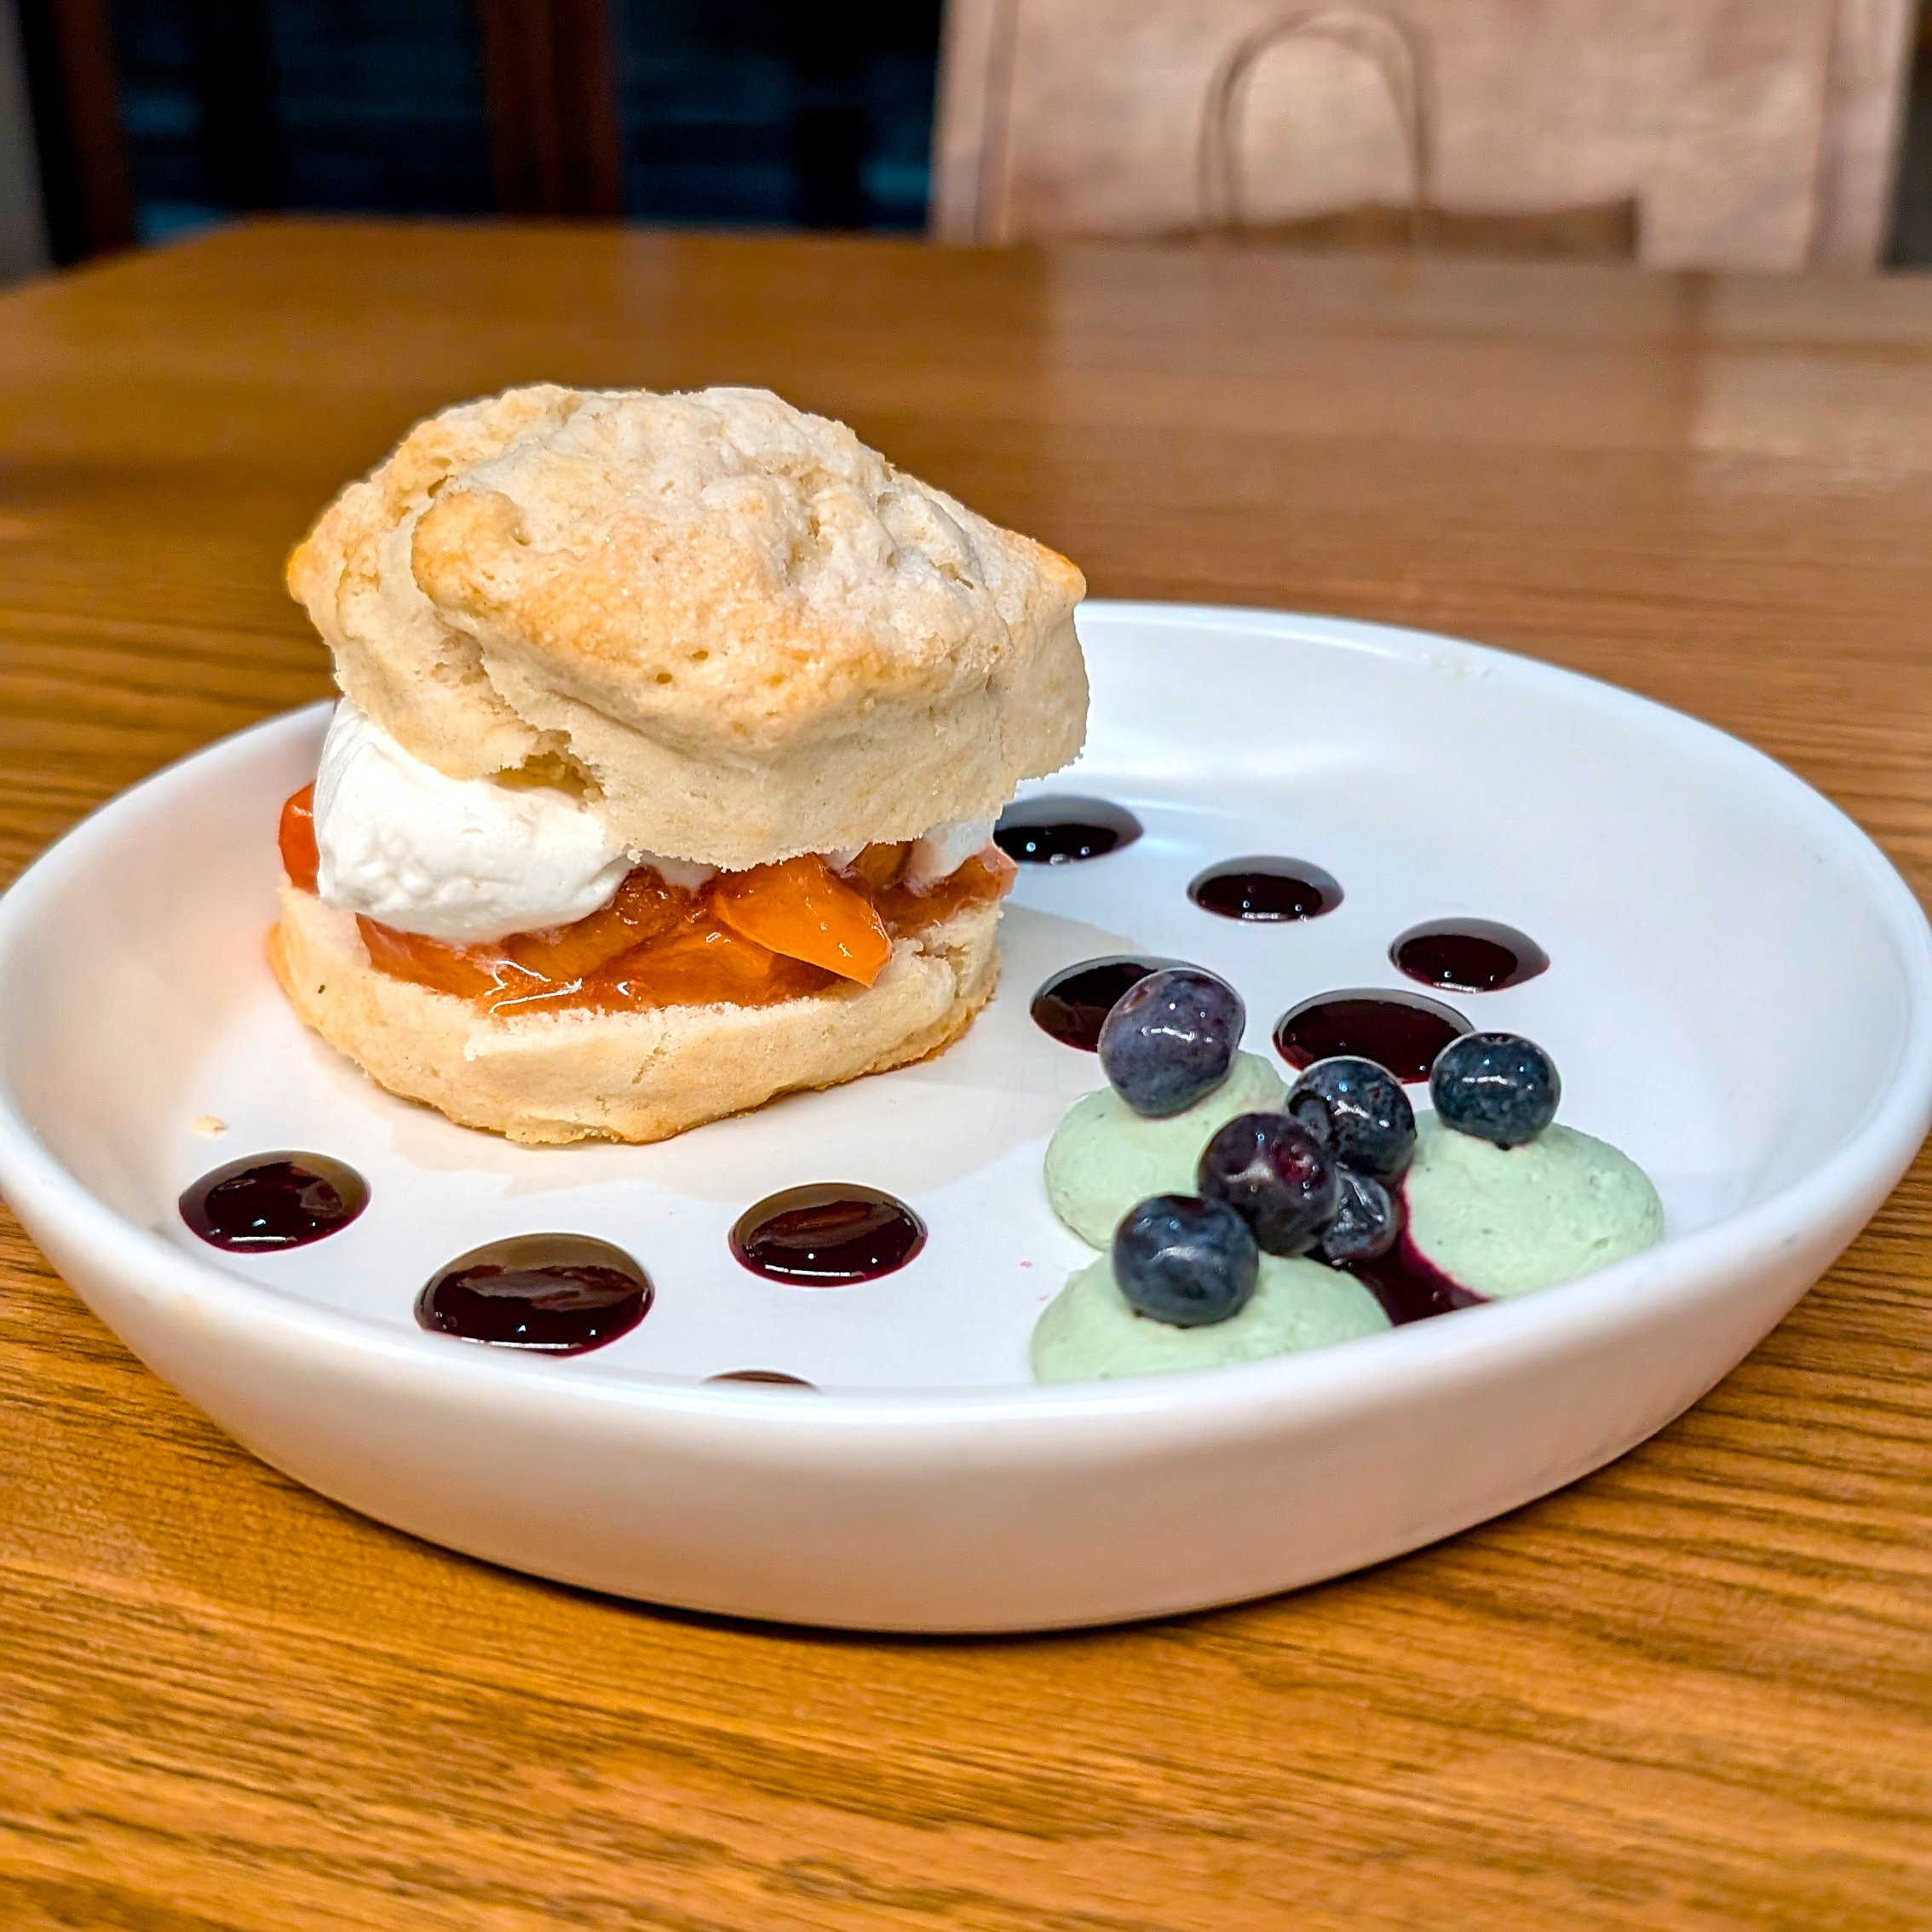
xmin=1097 ymin=966 xmax=1245 ymax=1118
xmin=1286 ymin=1056 xmax=1416 ymax=1180
xmin=1113 ymin=1193 xmax=1259 ymax=1328
xmin=1429 ymin=1032 xmax=1560 ymax=1148
xmin=1320 ymin=1167 xmax=1402 ymax=1265
xmin=1195 ymin=1112 xmax=1339 ymax=1256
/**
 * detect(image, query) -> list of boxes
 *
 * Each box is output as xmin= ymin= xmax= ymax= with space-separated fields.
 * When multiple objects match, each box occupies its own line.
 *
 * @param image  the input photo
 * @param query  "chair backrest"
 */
xmin=0 ymin=1 xmax=47 ymax=279
xmin=932 ymin=0 xmax=1917 ymax=269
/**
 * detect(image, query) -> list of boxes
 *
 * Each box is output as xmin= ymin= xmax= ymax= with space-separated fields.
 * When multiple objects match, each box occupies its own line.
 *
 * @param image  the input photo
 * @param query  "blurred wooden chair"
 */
xmin=14 ymin=0 xmax=627 ymax=266
xmin=14 ymin=0 xmax=133 ymax=263
xmin=932 ymin=0 xmax=1917 ymax=269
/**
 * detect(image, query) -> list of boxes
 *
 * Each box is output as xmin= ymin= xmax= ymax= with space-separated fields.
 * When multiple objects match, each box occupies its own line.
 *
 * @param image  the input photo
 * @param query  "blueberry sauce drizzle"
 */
xmin=1347 ymin=1227 xmax=1488 ymax=1325
xmin=1188 ymin=858 xmax=1343 ymax=922
xmin=1391 ymin=919 xmax=1549 ymax=993
xmin=994 ymin=796 xmax=1143 ymax=864
xmin=180 ymin=1153 xmax=369 ymax=1251
xmin=731 ymin=1185 xmax=927 ymax=1284
xmin=1031 ymin=955 xmax=1188 ymax=1051
xmin=1273 ymin=989 xmax=1472 ymax=1084
xmin=417 ymin=1235 xmax=651 ymax=1354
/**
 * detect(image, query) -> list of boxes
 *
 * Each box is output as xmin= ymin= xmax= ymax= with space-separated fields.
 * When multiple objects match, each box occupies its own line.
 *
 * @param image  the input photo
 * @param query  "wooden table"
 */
xmin=1 ymin=222 xmax=1929 ymax=1931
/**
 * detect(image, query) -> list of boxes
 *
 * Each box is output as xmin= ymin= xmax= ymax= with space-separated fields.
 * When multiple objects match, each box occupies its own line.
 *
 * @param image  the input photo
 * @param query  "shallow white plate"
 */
xmin=1 ymin=603 xmax=1927 ymax=1630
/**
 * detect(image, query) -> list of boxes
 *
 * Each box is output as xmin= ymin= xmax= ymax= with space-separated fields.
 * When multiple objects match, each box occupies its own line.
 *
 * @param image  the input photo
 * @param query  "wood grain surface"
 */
xmin=0 ymin=223 xmax=1929 ymax=1932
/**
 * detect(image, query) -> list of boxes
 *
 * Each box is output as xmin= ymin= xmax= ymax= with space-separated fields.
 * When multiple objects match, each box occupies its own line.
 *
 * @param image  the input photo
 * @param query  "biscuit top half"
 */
xmin=287 ymin=384 xmax=1089 ymax=871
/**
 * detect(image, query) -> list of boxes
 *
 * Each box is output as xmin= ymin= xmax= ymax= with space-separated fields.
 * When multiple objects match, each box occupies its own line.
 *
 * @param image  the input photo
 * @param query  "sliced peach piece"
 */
xmin=503 ymin=865 xmax=694 ymax=981
xmin=842 ymin=841 xmax=909 ymax=894
xmin=279 ymin=784 xmax=319 ymax=893
xmin=712 ymin=854 xmax=893 ymax=986
xmin=874 ymin=844 xmax=1016 ymax=931
xmin=594 ymin=919 xmax=837 ymax=1009
xmin=356 ymin=917 xmax=538 ymax=1003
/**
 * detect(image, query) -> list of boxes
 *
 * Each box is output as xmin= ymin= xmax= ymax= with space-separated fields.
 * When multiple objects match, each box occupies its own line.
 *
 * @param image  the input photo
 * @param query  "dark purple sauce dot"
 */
xmin=731 ymin=1185 xmax=927 ymax=1284
xmin=417 ymin=1234 xmax=650 ymax=1354
xmin=1188 ymin=857 xmax=1343 ymax=922
xmin=1031 ymin=953 xmax=1189 ymax=1050
xmin=179 ymin=1152 xmax=368 ymax=1251
xmin=1391 ymin=919 xmax=1549 ymax=992
xmin=706 ymin=1371 xmax=817 ymax=1388
xmin=994 ymin=796 xmax=1143 ymax=864
xmin=1273 ymin=989 xmax=1472 ymax=1084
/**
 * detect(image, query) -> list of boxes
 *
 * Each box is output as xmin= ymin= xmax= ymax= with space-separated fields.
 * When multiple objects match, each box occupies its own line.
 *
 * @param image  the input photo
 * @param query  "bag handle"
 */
xmin=1199 ymin=5 xmax=1433 ymax=244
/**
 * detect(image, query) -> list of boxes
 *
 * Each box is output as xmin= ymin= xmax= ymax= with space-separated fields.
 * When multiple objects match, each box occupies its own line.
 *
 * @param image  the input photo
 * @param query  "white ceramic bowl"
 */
xmin=1 ymin=604 xmax=1926 ymax=1631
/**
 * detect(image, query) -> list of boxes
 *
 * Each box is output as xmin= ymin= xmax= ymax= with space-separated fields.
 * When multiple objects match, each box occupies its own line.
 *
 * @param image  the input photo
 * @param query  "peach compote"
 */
xmin=276 ymin=784 xmax=1015 ymax=1016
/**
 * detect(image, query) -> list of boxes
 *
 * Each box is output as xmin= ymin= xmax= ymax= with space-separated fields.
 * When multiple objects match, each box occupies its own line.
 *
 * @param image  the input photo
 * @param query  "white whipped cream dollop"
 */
xmin=903 ymin=817 xmax=998 ymax=890
xmin=827 ymin=818 xmax=997 ymax=889
xmin=313 ymin=702 xmax=642 ymax=944
xmin=311 ymin=702 xmax=996 ymax=946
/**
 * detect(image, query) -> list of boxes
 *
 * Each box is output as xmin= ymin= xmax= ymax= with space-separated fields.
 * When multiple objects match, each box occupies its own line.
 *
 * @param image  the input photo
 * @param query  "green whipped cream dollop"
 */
xmin=1032 ymin=1250 xmax=1390 ymax=1383
xmin=1044 ymin=1049 xmax=1285 ymax=1247
xmin=1405 ymin=1113 xmax=1664 ymax=1299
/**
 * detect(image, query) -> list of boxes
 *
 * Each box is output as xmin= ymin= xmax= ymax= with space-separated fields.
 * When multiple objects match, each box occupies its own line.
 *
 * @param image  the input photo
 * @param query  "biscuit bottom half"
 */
xmin=267 ymin=883 xmax=1001 ymax=1146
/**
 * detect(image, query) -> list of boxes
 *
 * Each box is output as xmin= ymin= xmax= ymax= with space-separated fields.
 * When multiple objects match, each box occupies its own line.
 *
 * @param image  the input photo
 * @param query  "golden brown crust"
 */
xmin=267 ymin=885 xmax=1002 ymax=1146
xmin=287 ymin=385 xmax=1087 ymax=869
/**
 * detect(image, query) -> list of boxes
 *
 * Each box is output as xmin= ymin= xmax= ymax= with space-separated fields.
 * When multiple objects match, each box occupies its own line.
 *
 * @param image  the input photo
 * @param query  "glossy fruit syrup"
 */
xmin=1274 ymin=989 xmax=1472 ymax=1084
xmin=277 ymin=785 xmax=1014 ymax=1017
xmin=1030 ymin=954 xmax=1188 ymax=1050
xmin=279 ymin=784 xmax=320 ymax=892
xmin=416 ymin=1234 xmax=651 ymax=1353
xmin=730 ymin=1184 xmax=928 ymax=1284
xmin=1391 ymin=919 xmax=1549 ymax=992
xmin=1347 ymin=1230 xmax=1487 ymax=1325
xmin=993 ymin=796 xmax=1143 ymax=864
xmin=180 ymin=1151 xmax=369 ymax=1251
xmin=1188 ymin=858 xmax=1343 ymax=922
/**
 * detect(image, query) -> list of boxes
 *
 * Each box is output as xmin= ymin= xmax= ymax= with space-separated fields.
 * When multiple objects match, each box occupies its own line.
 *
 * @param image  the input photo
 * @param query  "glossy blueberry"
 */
xmin=1429 ymin=1031 xmax=1561 ymax=1148
xmin=1113 ymin=1194 xmax=1260 ymax=1328
xmin=1195 ymin=1111 xmax=1339 ymax=1256
xmin=1319 ymin=1167 xmax=1402 ymax=1265
xmin=1286 ymin=1056 xmax=1416 ymax=1181
xmin=1097 ymin=966 xmax=1245 ymax=1118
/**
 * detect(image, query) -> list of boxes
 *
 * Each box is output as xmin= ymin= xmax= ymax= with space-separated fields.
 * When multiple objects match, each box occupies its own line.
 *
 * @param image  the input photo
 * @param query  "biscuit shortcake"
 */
xmin=267 ymin=384 xmax=1088 ymax=1145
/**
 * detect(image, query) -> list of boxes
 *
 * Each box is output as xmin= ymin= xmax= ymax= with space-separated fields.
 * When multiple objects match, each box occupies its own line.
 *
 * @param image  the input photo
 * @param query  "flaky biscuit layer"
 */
xmin=267 ymin=886 xmax=1002 ymax=1146
xmin=288 ymin=385 xmax=1087 ymax=869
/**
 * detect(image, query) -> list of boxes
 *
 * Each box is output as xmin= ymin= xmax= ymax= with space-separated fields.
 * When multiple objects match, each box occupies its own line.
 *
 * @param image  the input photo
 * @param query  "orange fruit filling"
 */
xmin=279 ymin=784 xmax=319 ymax=894
xmin=713 ymin=854 xmax=893 ymax=984
xmin=276 ymin=785 xmax=1015 ymax=1017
